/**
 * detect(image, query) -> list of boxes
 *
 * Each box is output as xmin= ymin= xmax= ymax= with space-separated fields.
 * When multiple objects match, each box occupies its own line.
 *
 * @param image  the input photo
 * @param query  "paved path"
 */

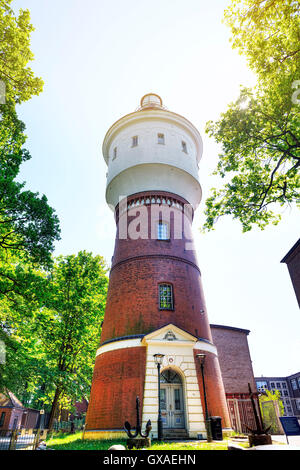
xmin=271 ymin=434 xmax=300 ymax=446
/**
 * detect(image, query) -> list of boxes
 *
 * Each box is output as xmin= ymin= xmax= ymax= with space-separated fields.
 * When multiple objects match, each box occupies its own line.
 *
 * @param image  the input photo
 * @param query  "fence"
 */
xmin=0 ymin=428 xmax=48 ymax=450
xmin=52 ymin=417 xmax=84 ymax=432
xmin=227 ymin=398 xmax=258 ymax=434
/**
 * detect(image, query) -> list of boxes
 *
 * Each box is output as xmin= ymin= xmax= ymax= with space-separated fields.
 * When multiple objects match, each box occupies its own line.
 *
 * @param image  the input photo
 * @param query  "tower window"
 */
xmin=158 ymin=133 xmax=165 ymax=144
xmin=159 ymin=284 xmax=174 ymax=310
xmin=157 ymin=222 xmax=169 ymax=240
xmin=113 ymin=147 xmax=117 ymax=160
xmin=132 ymin=136 xmax=138 ymax=147
xmin=182 ymin=141 xmax=187 ymax=153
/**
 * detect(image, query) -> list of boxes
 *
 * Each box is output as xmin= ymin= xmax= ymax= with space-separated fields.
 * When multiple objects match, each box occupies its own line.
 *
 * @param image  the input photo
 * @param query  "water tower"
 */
xmin=84 ymin=94 xmax=230 ymax=439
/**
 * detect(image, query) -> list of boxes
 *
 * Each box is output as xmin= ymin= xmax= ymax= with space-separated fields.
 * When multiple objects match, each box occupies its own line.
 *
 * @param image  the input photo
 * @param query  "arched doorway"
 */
xmin=160 ymin=369 xmax=185 ymax=429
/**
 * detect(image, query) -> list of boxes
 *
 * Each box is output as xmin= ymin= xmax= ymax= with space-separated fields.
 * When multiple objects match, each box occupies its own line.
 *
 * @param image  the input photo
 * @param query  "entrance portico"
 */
xmin=141 ymin=323 xmax=218 ymax=439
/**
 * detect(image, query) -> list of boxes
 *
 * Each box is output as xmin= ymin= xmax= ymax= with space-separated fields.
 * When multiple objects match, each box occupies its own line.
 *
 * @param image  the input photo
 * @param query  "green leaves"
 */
xmin=224 ymin=0 xmax=300 ymax=82
xmin=36 ymin=252 xmax=108 ymax=412
xmin=0 ymin=0 xmax=43 ymax=105
xmin=0 ymin=1 xmax=61 ymax=401
xmin=1 ymin=252 xmax=109 ymax=417
xmin=203 ymin=1 xmax=300 ymax=231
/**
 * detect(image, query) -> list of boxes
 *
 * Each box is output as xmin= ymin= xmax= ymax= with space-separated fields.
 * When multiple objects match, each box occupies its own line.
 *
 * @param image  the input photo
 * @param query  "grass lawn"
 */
xmin=46 ymin=431 xmax=249 ymax=451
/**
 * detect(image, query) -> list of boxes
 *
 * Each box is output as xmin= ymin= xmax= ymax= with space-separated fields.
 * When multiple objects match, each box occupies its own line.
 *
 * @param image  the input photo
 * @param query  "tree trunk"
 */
xmin=47 ymin=387 xmax=61 ymax=431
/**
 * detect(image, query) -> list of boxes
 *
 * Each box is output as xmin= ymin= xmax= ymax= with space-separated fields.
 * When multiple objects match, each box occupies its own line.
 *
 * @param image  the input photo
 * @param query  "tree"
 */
xmin=259 ymin=389 xmax=284 ymax=433
xmin=35 ymin=252 xmax=108 ymax=429
xmin=0 ymin=1 xmax=60 ymax=394
xmin=0 ymin=0 xmax=43 ymax=105
xmin=0 ymin=1 xmax=60 ymax=299
xmin=0 ymin=1 xmax=58 ymax=284
xmin=259 ymin=389 xmax=284 ymax=416
xmin=203 ymin=0 xmax=300 ymax=231
xmin=0 ymin=308 xmax=49 ymax=400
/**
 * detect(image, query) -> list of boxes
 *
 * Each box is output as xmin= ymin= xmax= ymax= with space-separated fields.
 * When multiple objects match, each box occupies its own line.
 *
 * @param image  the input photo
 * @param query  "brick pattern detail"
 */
xmin=100 ymin=193 xmax=211 ymax=345
xmin=0 ymin=408 xmax=13 ymax=429
xmin=115 ymin=191 xmax=194 ymax=224
xmin=85 ymin=347 xmax=146 ymax=430
xmin=101 ymin=258 xmax=211 ymax=345
xmin=194 ymin=349 xmax=231 ymax=428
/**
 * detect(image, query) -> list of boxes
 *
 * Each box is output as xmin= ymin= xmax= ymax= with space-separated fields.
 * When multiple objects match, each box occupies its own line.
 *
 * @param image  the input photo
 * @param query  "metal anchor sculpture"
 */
xmin=246 ymin=383 xmax=271 ymax=435
xmin=124 ymin=396 xmax=152 ymax=438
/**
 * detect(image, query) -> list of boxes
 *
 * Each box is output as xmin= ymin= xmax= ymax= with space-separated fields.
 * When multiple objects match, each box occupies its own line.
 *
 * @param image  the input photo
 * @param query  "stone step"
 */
xmin=163 ymin=429 xmax=189 ymax=440
xmin=163 ymin=437 xmax=190 ymax=441
xmin=164 ymin=429 xmax=188 ymax=433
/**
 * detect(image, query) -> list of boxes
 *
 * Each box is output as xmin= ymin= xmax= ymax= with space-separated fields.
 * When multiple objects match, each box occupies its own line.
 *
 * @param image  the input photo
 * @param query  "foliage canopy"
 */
xmin=203 ymin=0 xmax=300 ymax=231
xmin=0 ymin=1 xmax=59 ymax=398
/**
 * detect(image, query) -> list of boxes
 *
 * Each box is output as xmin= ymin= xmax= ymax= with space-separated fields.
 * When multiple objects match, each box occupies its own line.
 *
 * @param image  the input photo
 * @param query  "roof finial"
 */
xmin=140 ymin=93 xmax=163 ymax=109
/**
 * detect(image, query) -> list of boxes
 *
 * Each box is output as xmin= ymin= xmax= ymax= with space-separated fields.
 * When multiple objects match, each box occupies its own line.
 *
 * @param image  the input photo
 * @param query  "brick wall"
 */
xmin=100 ymin=193 xmax=212 ymax=345
xmin=85 ymin=346 xmax=146 ymax=430
xmin=0 ymin=408 xmax=12 ymax=429
xmin=210 ymin=325 xmax=257 ymax=394
xmin=101 ymin=258 xmax=212 ymax=344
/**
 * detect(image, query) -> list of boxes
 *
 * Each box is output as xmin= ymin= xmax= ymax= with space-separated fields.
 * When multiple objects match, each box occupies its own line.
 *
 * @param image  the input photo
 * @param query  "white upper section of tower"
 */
xmin=102 ymin=94 xmax=203 ymax=210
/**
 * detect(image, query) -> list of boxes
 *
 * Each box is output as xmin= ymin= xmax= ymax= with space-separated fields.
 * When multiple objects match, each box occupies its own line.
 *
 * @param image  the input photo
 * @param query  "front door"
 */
xmin=160 ymin=370 xmax=185 ymax=429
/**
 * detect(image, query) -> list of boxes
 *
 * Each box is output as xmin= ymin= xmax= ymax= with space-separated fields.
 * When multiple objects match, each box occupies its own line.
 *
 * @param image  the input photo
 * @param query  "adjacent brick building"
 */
xmin=0 ymin=391 xmax=39 ymax=430
xmin=281 ymin=238 xmax=300 ymax=308
xmin=0 ymin=391 xmax=24 ymax=430
xmin=210 ymin=325 xmax=259 ymax=433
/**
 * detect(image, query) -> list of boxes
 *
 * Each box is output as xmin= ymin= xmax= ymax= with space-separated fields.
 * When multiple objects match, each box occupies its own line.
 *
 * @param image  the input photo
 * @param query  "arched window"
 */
xmin=159 ymin=284 xmax=174 ymax=310
xmin=161 ymin=369 xmax=182 ymax=384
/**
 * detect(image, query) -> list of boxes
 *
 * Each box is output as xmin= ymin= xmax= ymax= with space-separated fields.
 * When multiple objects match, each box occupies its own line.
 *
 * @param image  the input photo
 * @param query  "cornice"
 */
xmin=110 ymin=254 xmax=201 ymax=275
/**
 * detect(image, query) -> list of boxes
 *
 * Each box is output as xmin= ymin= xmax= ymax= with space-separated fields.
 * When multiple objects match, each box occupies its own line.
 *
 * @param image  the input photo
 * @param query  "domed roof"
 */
xmin=140 ymin=93 xmax=163 ymax=109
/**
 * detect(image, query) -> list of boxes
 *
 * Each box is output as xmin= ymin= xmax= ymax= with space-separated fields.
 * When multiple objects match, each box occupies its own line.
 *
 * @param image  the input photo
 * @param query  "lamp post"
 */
xmin=196 ymin=353 xmax=212 ymax=442
xmin=153 ymin=353 xmax=165 ymax=441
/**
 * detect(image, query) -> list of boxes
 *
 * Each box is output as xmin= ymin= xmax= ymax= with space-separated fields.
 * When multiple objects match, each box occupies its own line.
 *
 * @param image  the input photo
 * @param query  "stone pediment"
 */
xmin=141 ymin=324 xmax=198 ymax=345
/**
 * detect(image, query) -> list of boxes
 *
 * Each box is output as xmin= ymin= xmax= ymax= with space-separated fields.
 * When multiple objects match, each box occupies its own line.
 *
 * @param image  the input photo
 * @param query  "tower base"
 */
xmin=84 ymin=324 xmax=231 ymax=439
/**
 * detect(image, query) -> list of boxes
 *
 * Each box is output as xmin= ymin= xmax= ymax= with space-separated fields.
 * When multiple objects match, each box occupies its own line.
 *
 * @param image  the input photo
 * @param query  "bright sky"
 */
xmin=12 ymin=0 xmax=300 ymax=377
